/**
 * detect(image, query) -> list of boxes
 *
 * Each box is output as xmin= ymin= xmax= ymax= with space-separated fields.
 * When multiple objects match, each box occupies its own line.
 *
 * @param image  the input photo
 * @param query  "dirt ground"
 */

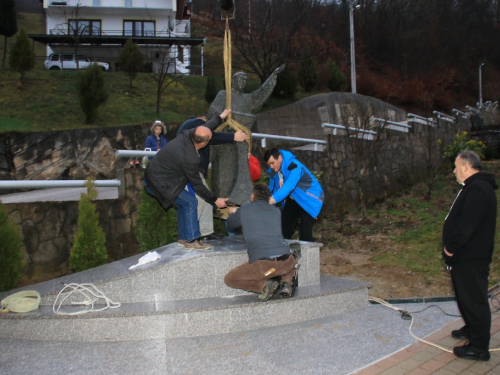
xmin=320 ymin=241 xmax=454 ymax=300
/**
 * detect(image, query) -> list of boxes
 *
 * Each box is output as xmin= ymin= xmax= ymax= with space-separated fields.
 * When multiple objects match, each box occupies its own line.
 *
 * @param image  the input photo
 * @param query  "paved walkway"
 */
xmin=353 ymin=308 xmax=500 ymax=375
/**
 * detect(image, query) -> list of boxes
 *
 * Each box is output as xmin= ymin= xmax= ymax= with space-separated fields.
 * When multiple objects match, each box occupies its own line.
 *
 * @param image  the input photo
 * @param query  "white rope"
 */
xmin=53 ymin=283 xmax=121 ymax=316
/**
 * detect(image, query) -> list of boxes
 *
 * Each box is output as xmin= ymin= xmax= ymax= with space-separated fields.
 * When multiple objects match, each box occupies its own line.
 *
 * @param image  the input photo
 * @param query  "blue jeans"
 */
xmin=174 ymin=189 xmax=200 ymax=241
xmin=144 ymin=180 xmax=199 ymax=241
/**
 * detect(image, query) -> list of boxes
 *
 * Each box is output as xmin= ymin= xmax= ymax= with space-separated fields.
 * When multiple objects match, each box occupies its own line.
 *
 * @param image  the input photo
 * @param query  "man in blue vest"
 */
xmin=265 ymin=148 xmax=324 ymax=242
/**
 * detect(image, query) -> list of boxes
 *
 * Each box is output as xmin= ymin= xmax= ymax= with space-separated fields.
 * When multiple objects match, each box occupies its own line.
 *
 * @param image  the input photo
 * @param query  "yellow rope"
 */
xmin=216 ymin=18 xmax=252 ymax=148
xmin=0 ymin=290 xmax=41 ymax=313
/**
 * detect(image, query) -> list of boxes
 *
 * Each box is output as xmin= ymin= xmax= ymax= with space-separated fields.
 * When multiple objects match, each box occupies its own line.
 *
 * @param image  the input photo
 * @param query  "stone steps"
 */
xmin=0 ymin=236 xmax=369 ymax=342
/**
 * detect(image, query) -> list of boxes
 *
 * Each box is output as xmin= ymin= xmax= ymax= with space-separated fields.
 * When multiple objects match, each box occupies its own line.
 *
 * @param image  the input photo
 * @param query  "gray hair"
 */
xmin=458 ymin=150 xmax=482 ymax=170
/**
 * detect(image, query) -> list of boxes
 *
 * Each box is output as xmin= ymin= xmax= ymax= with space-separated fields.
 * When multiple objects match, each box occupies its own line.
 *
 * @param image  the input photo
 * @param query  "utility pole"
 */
xmin=349 ymin=1 xmax=359 ymax=94
xmin=479 ymin=63 xmax=485 ymax=107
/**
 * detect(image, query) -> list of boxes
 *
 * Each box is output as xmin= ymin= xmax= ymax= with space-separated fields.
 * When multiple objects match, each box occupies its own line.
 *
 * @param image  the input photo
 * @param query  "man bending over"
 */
xmin=224 ymin=184 xmax=298 ymax=302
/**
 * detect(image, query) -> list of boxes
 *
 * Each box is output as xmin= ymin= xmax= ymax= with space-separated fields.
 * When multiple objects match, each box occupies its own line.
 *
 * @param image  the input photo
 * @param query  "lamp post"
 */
xmin=479 ymin=63 xmax=485 ymax=107
xmin=349 ymin=1 xmax=360 ymax=94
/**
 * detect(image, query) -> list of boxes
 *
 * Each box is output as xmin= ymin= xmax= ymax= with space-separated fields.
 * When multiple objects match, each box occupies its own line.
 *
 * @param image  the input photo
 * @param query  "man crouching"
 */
xmin=224 ymin=183 xmax=298 ymax=302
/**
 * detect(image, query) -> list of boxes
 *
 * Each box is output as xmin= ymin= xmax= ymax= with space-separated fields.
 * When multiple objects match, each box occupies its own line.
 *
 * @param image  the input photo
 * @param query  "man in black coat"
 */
xmin=177 ymin=110 xmax=249 ymax=241
xmin=144 ymin=126 xmax=228 ymax=250
xmin=443 ymin=150 xmax=498 ymax=361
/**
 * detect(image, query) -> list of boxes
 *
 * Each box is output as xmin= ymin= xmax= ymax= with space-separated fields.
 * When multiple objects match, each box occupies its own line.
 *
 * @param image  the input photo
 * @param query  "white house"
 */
xmin=30 ymin=0 xmax=206 ymax=73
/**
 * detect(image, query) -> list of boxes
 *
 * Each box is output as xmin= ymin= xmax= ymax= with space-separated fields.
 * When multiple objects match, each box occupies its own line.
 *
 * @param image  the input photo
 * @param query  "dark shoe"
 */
xmin=200 ymin=233 xmax=224 ymax=241
xmin=452 ymin=325 xmax=470 ymax=340
xmin=279 ymin=282 xmax=293 ymax=298
xmin=258 ymin=278 xmax=280 ymax=302
xmin=453 ymin=343 xmax=490 ymax=361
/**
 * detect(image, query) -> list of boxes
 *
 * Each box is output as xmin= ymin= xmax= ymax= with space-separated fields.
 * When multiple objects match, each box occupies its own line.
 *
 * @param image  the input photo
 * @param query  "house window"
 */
xmin=92 ymin=0 xmax=101 ymax=6
xmin=123 ymin=21 xmax=155 ymax=37
xmin=124 ymin=0 xmax=132 ymax=7
xmin=68 ymin=20 xmax=102 ymax=36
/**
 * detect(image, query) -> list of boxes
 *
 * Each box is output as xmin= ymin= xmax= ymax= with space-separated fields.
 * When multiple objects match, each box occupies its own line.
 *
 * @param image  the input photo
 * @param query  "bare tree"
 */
xmin=230 ymin=0 xmax=320 ymax=83
xmin=338 ymin=96 xmax=387 ymax=221
xmin=149 ymin=47 xmax=185 ymax=114
xmin=52 ymin=0 xmax=88 ymax=69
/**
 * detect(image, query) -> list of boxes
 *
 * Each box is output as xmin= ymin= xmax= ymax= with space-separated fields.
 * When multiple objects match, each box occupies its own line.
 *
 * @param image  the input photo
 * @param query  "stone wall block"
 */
xmin=37 ymin=206 xmax=67 ymax=243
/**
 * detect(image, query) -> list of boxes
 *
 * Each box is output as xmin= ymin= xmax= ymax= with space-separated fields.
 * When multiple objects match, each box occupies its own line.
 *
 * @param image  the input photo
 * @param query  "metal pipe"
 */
xmin=373 ymin=118 xmax=412 ymax=128
xmin=115 ymin=150 xmax=157 ymax=158
xmin=465 ymin=105 xmax=481 ymax=114
xmin=0 ymin=180 xmax=121 ymax=190
xmin=252 ymin=133 xmax=327 ymax=144
xmin=321 ymin=123 xmax=377 ymax=135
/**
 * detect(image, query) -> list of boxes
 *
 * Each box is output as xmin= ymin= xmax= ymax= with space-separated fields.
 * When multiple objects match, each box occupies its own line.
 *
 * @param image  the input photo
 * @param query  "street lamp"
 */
xmin=479 ymin=63 xmax=485 ymax=107
xmin=349 ymin=1 xmax=360 ymax=94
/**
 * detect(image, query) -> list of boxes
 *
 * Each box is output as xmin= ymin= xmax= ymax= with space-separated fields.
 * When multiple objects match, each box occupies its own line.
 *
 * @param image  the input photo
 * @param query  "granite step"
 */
xmin=0 ymin=236 xmax=322 ymax=306
xmin=0 ymin=275 xmax=369 ymax=342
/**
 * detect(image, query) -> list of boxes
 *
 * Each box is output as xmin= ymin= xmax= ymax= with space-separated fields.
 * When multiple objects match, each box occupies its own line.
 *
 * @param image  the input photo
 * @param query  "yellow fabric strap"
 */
xmin=217 ymin=19 xmax=252 ymax=148
xmin=0 ymin=290 xmax=41 ymax=313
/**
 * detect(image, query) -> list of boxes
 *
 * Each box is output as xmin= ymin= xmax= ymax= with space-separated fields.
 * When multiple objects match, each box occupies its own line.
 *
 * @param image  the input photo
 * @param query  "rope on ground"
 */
xmin=53 ymin=283 xmax=121 ymax=316
xmin=368 ymin=296 xmax=453 ymax=354
xmin=0 ymin=290 xmax=41 ymax=313
xmin=369 ymin=296 xmax=500 ymax=353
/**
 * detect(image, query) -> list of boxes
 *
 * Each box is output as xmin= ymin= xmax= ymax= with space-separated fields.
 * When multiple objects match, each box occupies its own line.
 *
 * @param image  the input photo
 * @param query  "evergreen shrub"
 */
xmin=117 ymin=39 xmax=145 ymax=88
xmin=326 ymin=58 xmax=347 ymax=92
xmin=69 ymin=180 xmax=108 ymax=273
xmin=272 ymin=66 xmax=298 ymax=98
xmin=0 ymin=201 xmax=24 ymax=292
xmin=135 ymin=189 xmax=177 ymax=252
xmin=8 ymin=28 xmax=35 ymax=81
xmin=77 ymin=63 xmax=109 ymax=124
xmin=205 ymin=76 xmax=218 ymax=103
xmin=298 ymin=48 xmax=318 ymax=92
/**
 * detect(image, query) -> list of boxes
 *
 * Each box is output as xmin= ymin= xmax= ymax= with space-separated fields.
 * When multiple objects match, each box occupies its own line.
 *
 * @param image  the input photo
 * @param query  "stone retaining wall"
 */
xmin=0 ymin=95 xmax=477 ymax=283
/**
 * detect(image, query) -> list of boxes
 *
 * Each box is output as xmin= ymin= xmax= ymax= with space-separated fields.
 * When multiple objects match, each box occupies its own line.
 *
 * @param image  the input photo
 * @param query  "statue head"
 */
xmin=232 ymin=72 xmax=247 ymax=92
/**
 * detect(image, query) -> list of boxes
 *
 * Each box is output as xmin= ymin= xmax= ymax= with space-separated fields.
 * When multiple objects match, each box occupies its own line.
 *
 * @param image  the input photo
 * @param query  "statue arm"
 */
xmin=251 ymin=64 xmax=285 ymax=112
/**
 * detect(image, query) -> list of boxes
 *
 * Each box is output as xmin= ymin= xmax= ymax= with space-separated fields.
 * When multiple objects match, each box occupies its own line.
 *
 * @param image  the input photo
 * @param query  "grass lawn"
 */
xmin=318 ymin=161 xmax=500 ymax=290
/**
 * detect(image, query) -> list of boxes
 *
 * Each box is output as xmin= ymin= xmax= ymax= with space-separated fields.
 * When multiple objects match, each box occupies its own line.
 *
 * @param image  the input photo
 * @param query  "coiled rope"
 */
xmin=53 ymin=283 xmax=121 ymax=316
xmin=214 ymin=18 xmax=252 ymax=148
xmin=0 ymin=290 xmax=41 ymax=313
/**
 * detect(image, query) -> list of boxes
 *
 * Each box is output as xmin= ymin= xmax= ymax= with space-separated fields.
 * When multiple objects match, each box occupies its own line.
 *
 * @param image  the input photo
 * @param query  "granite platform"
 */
xmin=0 ymin=236 xmax=370 ymax=342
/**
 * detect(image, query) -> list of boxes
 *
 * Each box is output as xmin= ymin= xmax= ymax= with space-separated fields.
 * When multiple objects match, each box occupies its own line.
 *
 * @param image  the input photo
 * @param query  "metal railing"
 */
xmin=321 ymin=123 xmax=377 ymax=140
xmin=432 ymin=111 xmax=456 ymax=123
xmin=465 ymin=105 xmax=481 ymax=114
xmin=251 ymin=133 xmax=326 ymax=151
xmin=115 ymin=133 xmax=328 ymax=157
xmin=0 ymin=180 xmax=121 ymax=190
xmin=373 ymin=118 xmax=411 ymax=133
xmin=452 ymin=109 xmax=468 ymax=118
xmin=407 ymin=113 xmax=436 ymax=126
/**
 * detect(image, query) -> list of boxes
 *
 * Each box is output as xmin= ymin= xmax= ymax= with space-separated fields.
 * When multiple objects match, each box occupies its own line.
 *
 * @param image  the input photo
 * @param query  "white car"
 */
xmin=44 ymin=54 xmax=110 ymax=71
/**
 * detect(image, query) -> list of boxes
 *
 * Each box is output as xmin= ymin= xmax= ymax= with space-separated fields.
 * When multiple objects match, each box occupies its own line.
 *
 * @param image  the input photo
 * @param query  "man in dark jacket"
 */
xmin=144 ymin=126 xmax=229 ymax=250
xmin=224 ymin=184 xmax=297 ymax=302
xmin=177 ymin=110 xmax=249 ymax=241
xmin=443 ymin=150 xmax=498 ymax=361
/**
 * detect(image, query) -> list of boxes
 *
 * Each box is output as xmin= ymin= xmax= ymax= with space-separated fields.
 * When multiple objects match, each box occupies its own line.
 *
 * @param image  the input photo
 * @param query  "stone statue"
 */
xmin=207 ymin=65 xmax=285 ymax=132
xmin=208 ymin=65 xmax=284 ymax=206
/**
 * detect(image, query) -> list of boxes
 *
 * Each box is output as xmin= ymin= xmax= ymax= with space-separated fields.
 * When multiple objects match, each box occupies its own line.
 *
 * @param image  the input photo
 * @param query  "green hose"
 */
xmin=0 ymin=290 xmax=41 ymax=313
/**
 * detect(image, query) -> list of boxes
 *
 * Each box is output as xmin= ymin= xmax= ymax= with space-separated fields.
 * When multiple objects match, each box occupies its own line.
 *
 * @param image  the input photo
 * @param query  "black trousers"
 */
xmin=281 ymin=198 xmax=315 ymax=242
xmin=450 ymin=264 xmax=491 ymax=349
